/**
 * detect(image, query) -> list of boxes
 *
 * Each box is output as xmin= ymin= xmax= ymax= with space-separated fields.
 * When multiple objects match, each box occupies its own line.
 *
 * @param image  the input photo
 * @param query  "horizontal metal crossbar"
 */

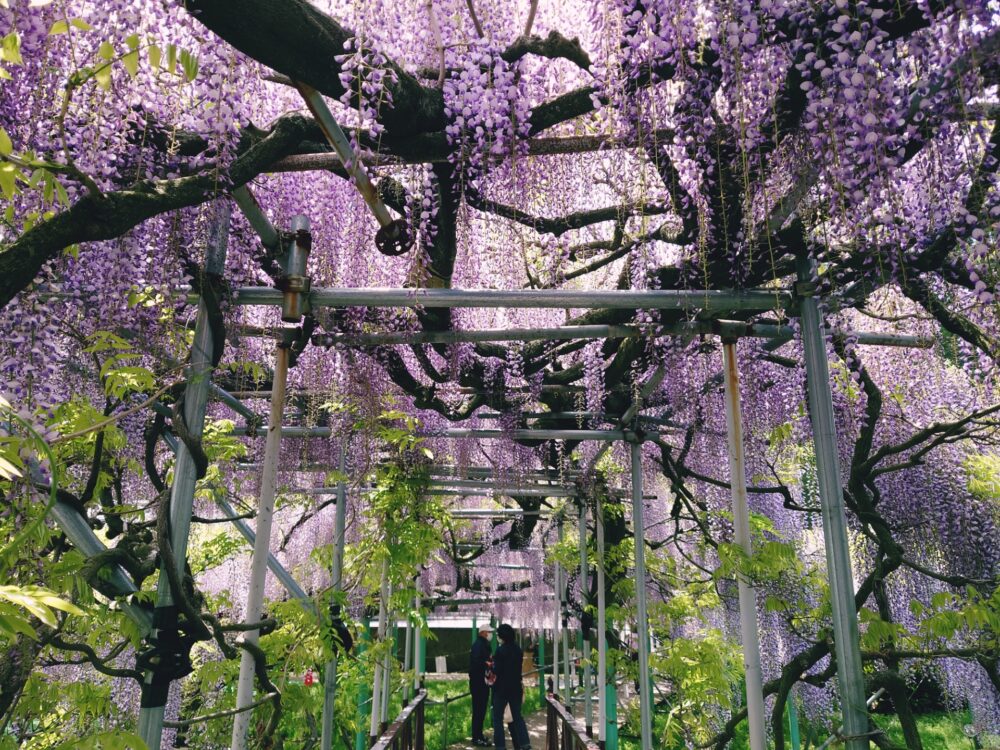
xmin=229 ymin=286 xmax=790 ymax=311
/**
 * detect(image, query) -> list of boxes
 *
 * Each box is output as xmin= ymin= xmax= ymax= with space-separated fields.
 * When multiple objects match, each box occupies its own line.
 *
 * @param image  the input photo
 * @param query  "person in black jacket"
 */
xmin=491 ymin=623 xmax=531 ymax=750
xmin=469 ymin=623 xmax=494 ymax=746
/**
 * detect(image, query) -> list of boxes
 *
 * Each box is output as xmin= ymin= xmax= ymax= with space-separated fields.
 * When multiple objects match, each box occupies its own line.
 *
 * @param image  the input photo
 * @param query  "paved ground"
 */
xmin=447 ymin=709 xmax=547 ymax=750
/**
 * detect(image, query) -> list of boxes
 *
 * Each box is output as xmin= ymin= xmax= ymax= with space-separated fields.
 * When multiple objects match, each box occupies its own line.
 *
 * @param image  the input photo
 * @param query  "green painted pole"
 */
xmin=472 ymin=615 xmax=478 ymax=646
xmin=355 ymin=627 xmax=371 ymax=750
xmin=788 ymin=688 xmax=801 ymax=750
xmin=539 ymin=632 xmax=546 ymax=700
xmin=605 ymin=680 xmax=619 ymax=750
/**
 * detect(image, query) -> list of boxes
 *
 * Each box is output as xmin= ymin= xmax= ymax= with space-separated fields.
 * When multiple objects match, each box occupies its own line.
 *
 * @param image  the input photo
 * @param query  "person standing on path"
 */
xmin=491 ymin=623 xmax=531 ymax=750
xmin=469 ymin=623 xmax=494 ymax=747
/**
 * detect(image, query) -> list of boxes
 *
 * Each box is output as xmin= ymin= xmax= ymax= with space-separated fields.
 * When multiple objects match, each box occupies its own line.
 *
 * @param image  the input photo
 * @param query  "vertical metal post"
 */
xmin=138 ymin=209 xmax=229 ymax=749
xmin=629 ymin=441 xmax=653 ymax=750
xmin=579 ymin=501 xmax=593 ymax=734
xmin=539 ymin=630 xmax=546 ymax=700
xmin=230 ymin=339 xmax=291 ymax=750
xmin=370 ymin=558 xmax=390 ymax=740
xmin=596 ymin=492 xmax=608 ymax=747
xmin=721 ymin=341 xmax=767 ymax=750
xmin=413 ymin=591 xmax=423 ymax=693
xmin=320 ymin=443 xmax=349 ymax=750
xmin=558 ymin=518 xmax=571 ymax=700
xmin=788 ymin=686 xmax=802 ymax=750
xmin=553 ymin=558 xmax=561 ymax=696
xmin=797 ymin=256 xmax=869 ymax=749
xmin=380 ymin=582 xmax=393 ymax=727
xmin=403 ymin=605 xmax=413 ymax=703
xmin=355 ymin=627 xmax=371 ymax=750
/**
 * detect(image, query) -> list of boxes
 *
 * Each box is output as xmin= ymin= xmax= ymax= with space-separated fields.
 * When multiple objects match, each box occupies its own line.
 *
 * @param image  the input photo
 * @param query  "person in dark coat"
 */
xmin=469 ymin=623 xmax=494 ymax=746
xmin=491 ymin=623 xmax=531 ymax=750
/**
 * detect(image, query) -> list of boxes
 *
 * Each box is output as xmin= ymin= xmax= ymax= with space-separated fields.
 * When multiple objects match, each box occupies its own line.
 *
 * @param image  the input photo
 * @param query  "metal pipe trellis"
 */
xmin=230 ymin=338 xmax=292 ymax=750
xmin=629 ymin=441 xmax=653 ymax=750
xmin=579 ymin=501 xmax=594 ymax=736
xmin=190 ymin=273 xmax=887 ymax=750
xmin=722 ymin=341 xmax=766 ymax=750
xmin=230 ymin=214 xmax=309 ymax=750
xmin=138 ymin=208 xmax=229 ymax=749
xmin=228 ymin=285 xmax=790 ymax=310
xmin=311 ymin=321 xmax=931 ymax=349
xmin=797 ymin=258 xmax=869 ymax=749
xmin=320 ymin=444 xmax=348 ymax=750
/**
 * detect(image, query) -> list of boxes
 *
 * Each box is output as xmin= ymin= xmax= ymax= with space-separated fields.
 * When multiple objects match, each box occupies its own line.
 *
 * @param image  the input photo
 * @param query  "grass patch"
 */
xmin=872 ymin=711 xmax=976 ymax=750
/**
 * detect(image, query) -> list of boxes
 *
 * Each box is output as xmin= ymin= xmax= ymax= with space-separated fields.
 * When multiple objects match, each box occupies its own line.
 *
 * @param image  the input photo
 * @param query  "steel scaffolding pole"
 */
xmin=553 ymin=555 xmax=562 ymax=696
xmin=230 ymin=425 xmax=636 ymax=441
xmin=320 ymin=444 xmax=348 ymax=750
xmin=229 ymin=338 xmax=290 ymax=750
xmin=213 ymin=494 xmax=312 ymax=606
xmin=229 ymin=285 xmax=790 ymax=311
xmin=369 ymin=557 xmax=390 ymax=740
xmin=630 ymin=441 xmax=653 ymax=750
xmin=797 ymin=258 xmax=869 ymax=749
xmin=138 ymin=209 xmax=229 ymax=749
xmin=559 ymin=518 xmax=571 ymax=699
xmin=579 ymin=501 xmax=594 ymax=736
xmin=380 ymin=580 xmax=392 ymax=727
xmin=595 ymin=491 xmax=610 ymax=749
xmin=312 ymin=322 xmax=932 ymax=349
xmin=721 ymin=341 xmax=766 ymax=750
xmin=231 ymin=186 xmax=280 ymax=251
xmin=413 ymin=592 xmax=423 ymax=693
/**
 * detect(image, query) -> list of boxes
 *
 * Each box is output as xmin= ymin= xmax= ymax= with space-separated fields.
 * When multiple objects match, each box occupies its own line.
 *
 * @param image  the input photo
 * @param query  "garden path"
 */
xmin=446 ymin=708 xmax=548 ymax=750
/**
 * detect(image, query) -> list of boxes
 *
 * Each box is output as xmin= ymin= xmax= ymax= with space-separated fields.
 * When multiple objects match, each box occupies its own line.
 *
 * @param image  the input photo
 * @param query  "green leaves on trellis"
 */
xmin=0 ymin=584 xmax=84 ymax=642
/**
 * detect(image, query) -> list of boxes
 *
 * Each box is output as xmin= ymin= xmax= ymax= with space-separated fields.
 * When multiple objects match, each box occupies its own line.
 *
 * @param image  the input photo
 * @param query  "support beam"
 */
xmin=230 ymin=281 xmax=297 ymax=749
xmin=230 ymin=426 xmax=635 ymax=441
xmin=559 ymin=518 xmax=571 ymax=700
xmin=138 ymin=209 xmax=229 ymax=749
xmin=797 ymin=257 xmax=868 ymax=750
xmin=629 ymin=441 xmax=653 ymax=750
xmin=213 ymin=494 xmax=312 ymax=605
xmin=231 ymin=186 xmax=280 ymax=251
xmin=579 ymin=501 xmax=593 ymax=736
xmin=722 ymin=341 xmax=766 ymax=750
xmin=313 ymin=322 xmax=931 ymax=349
xmin=595 ymin=491 xmax=608 ymax=747
xmin=229 ymin=286 xmax=790 ymax=311
xmin=370 ymin=558 xmax=390 ymax=740
xmin=320 ymin=444 xmax=348 ymax=750
xmin=48 ymin=501 xmax=152 ymax=635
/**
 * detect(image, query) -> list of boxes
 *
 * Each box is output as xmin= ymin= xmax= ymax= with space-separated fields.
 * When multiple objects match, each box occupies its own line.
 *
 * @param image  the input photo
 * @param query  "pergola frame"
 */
xmin=45 ymin=193 xmax=890 ymax=750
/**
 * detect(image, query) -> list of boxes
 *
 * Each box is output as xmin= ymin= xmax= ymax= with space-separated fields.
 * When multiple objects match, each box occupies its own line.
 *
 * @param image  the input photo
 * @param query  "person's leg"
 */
xmin=471 ymin=686 xmax=487 ymax=740
xmin=492 ymin=693 xmax=508 ymax=749
xmin=509 ymin=691 xmax=530 ymax=749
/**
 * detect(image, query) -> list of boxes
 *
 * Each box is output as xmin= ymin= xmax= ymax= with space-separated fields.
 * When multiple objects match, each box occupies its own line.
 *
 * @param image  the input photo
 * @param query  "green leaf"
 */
xmin=48 ymin=20 xmax=69 ymax=35
xmin=0 ymin=453 xmax=22 ymax=480
xmin=147 ymin=44 xmax=161 ymax=69
xmin=0 ymin=162 xmax=17 ymax=199
xmin=94 ymin=63 xmax=111 ymax=90
xmin=0 ymin=610 xmax=38 ymax=640
xmin=122 ymin=49 xmax=139 ymax=78
xmin=1 ymin=32 xmax=22 ymax=65
xmin=98 ymin=40 xmax=114 ymax=60
xmin=179 ymin=48 xmax=198 ymax=81
xmin=0 ymin=127 xmax=11 ymax=156
xmin=71 ymin=18 xmax=94 ymax=31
